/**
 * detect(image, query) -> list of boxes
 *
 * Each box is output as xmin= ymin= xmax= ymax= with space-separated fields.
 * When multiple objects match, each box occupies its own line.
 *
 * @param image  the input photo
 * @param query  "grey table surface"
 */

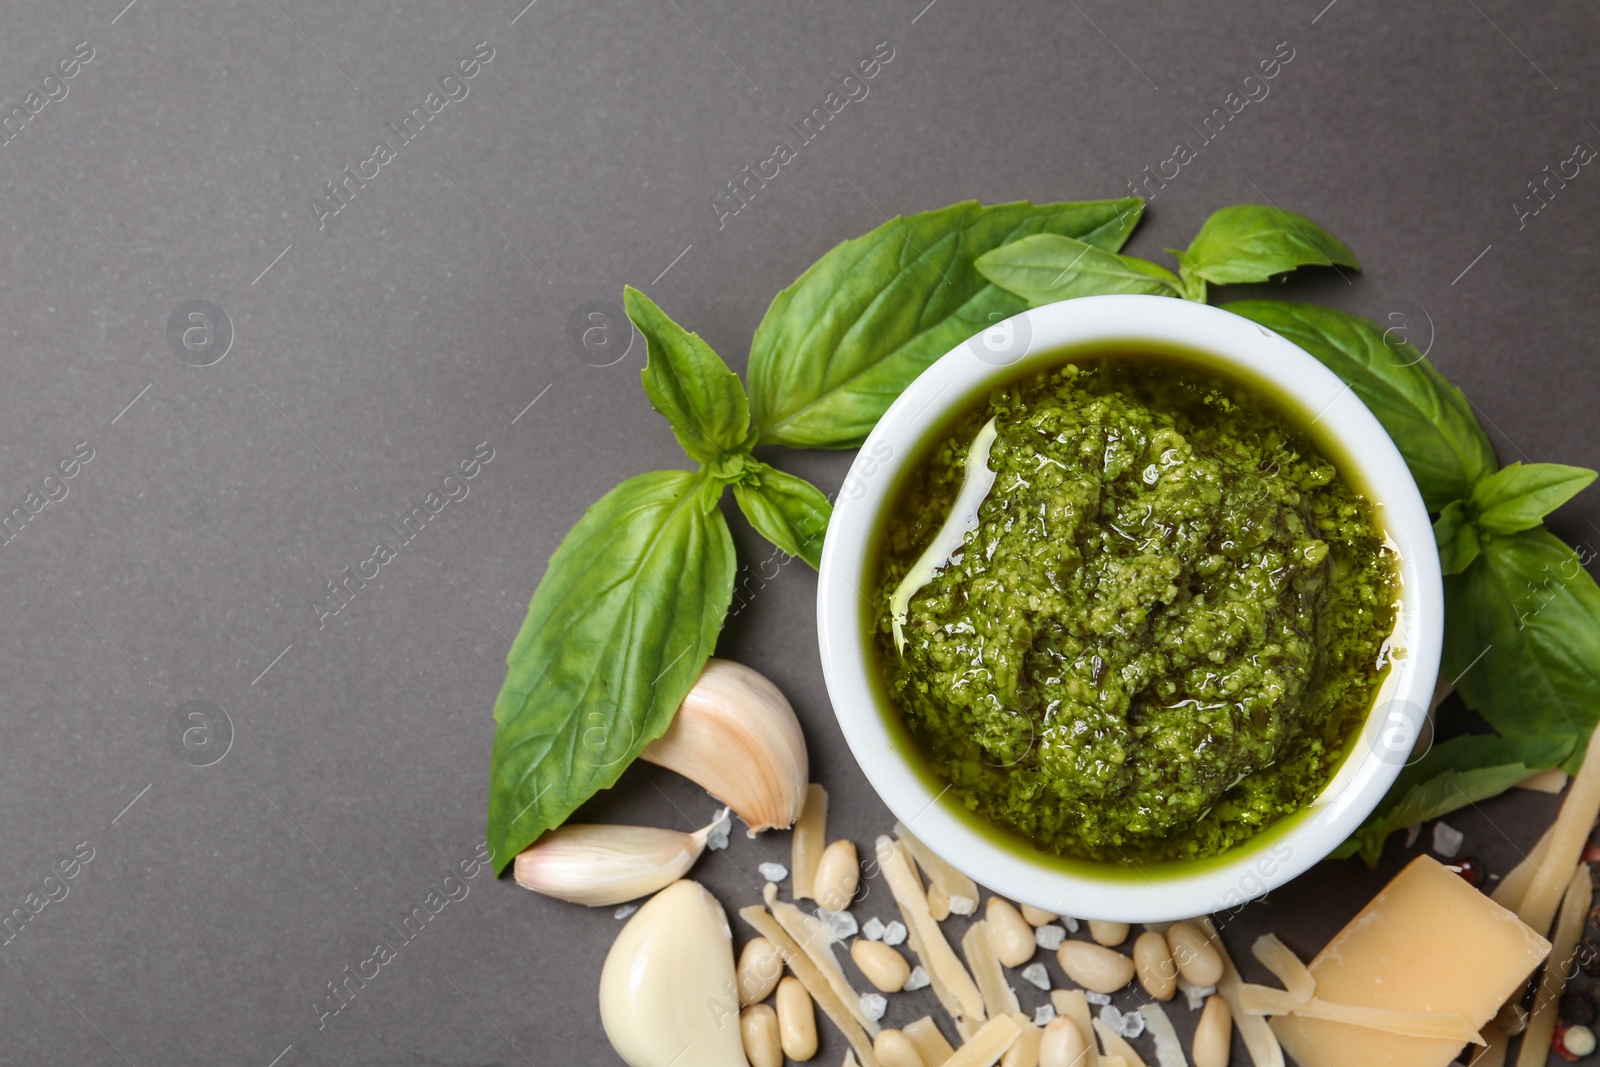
xmin=2 ymin=0 xmax=1597 ymax=1063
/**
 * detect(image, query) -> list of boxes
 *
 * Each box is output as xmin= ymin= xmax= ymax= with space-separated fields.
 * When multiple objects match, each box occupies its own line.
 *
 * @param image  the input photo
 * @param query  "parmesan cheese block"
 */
xmin=1270 ymin=856 xmax=1549 ymax=1067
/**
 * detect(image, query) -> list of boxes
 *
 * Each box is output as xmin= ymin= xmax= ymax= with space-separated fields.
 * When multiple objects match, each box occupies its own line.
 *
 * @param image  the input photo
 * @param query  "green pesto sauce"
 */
xmin=869 ymin=352 xmax=1399 ymax=866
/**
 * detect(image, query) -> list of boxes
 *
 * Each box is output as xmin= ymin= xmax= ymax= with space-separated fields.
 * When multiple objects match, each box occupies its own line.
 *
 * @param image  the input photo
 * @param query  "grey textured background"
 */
xmin=1 ymin=0 xmax=1596 ymax=1063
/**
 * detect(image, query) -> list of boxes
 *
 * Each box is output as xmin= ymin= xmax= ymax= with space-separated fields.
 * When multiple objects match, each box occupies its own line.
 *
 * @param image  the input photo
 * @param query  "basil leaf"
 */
xmin=1332 ymin=733 xmax=1571 ymax=866
xmin=1177 ymin=204 xmax=1359 ymax=287
xmin=1433 ymin=500 xmax=1481 ymax=575
xmin=1444 ymin=527 xmax=1600 ymax=774
xmin=732 ymin=463 xmax=832 ymax=570
xmin=1469 ymin=461 xmax=1597 ymax=534
xmin=748 ymin=198 xmax=1144 ymax=449
xmin=1226 ymin=301 xmax=1497 ymax=512
xmin=486 ymin=470 xmax=735 ymax=872
xmin=974 ymin=234 xmax=1182 ymax=303
xmin=626 ymin=286 xmax=752 ymax=465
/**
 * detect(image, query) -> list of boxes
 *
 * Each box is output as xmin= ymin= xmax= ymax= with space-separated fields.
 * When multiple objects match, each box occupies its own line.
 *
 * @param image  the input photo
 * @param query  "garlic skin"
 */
xmin=642 ymin=659 xmax=809 ymax=834
xmin=599 ymin=880 xmax=751 ymax=1067
xmin=514 ymin=812 xmax=725 ymax=906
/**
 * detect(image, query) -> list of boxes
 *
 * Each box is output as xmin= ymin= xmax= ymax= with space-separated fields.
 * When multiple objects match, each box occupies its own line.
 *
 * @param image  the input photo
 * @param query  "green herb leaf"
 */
xmin=1178 ymin=204 xmax=1359 ymax=287
xmin=1433 ymin=500 xmax=1482 ymax=575
xmin=748 ymin=198 xmax=1144 ymax=449
xmin=974 ymin=234 xmax=1182 ymax=303
xmin=486 ymin=470 xmax=735 ymax=872
xmin=732 ymin=463 xmax=833 ymax=570
xmin=1226 ymin=301 xmax=1497 ymax=512
xmin=627 ymin=286 xmax=752 ymax=465
xmin=1469 ymin=461 xmax=1598 ymax=534
xmin=1332 ymin=733 xmax=1571 ymax=866
xmin=1444 ymin=527 xmax=1600 ymax=774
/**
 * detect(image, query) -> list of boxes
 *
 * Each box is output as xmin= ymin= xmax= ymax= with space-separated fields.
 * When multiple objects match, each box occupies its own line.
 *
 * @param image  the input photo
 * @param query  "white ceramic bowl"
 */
xmin=817 ymin=295 xmax=1442 ymax=922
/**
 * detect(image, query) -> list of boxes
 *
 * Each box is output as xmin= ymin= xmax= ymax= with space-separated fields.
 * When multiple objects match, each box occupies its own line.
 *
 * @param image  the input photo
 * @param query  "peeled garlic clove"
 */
xmin=642 ymin=658 xmax=809 ymax=834
xmin=514 ymin=813 xmax=724 ymax=906
xmin=600 ymin=880 xmax=748 ymax=1067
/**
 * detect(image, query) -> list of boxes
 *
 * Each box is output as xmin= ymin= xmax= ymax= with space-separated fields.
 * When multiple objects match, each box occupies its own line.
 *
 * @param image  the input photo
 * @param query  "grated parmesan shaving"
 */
xmin=1093 ymin=1017 xmax=1149 ymax=1067
xmin=762 ymin=883 xmax=880 ymax=1036
xmin=792 ymin=784 xmax=829 ymax=901
xmin=1515 ymin=863 xmax=1592 ymax=1067
xmin=875 ymin=835 xmax=987 ymax=1031
xmin=1138 ymin=1002 xmax=1188 ymax=1067
xmin=1506 ymin=719 xmax=1600 ymax=935
xmin=904 ymin=1015 xmax=958 ymax=1065
xmin=895 ymin=823 xmax=980 ymax=910
xmin=962 ymin=920 xmax=1020 ymax=1020
xmin=1250 ymin=934 xmax=1315 ymax=1004
xmin=942 ymin=1013 xmax=1022 ymax=1067
xmin=1050 ymin=989 xmax=1100 ymax=1067
xmin=739 ymin=902 xmax=882 ymax=1067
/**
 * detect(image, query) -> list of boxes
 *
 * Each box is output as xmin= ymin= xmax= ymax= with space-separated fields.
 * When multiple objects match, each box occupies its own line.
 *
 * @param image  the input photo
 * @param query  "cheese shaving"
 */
xmin=1470 ymin=1028 xmax=1509 ymax=1067
xmin=895 ymin=823 xmax=981 ymax=914
xmin=1050 ymin=989 xmax=1100 ymax=1067
xmin=1515 ymin=767 xmax=1569 ymax=794
xmin=1492 ymin=822 xmax=1553 ymax=913
xmin=792 ymin=784 xmax=829 ymax=901
xmin=942 ymin=1013 xmax=1022 ymax=1067
xmin=1510 ymin=719 xmax=1600 ymax=936
xmin=1093 ymin=1018 xmax=1149 ymax=1067
xmin=1242 ymin=987 xmax=1484 ymax=1044
xmin=904 ymin=1015 xmax=958 ymax=1065
xmin=962 ymin=920 xmax=1021 ymax=1020
xmin=763 ymin=883 xmax=879 ymax=1035
xmin=927 ymin=881 xmax=953 ymax=922
xmin=1194 ymin=917 xmax=1285 ymax=1067
xmin=1250 ymin=934 xmax=1314 ymax=1004
xmin=1516 ymin=863 xmax=1592 ymax=1067
xmin=1138 ymin=1003 xmax=1188 ymax=1067
xmin=1101 ymin=1059 xmax=1129 ymax=1067
xmin=1005 ymin=1012 xmax=1044 ymax=1067
xmin=738 ymin=903 xmax=883 ymax=1067
xmin=875 ymin=835 xmax=987 ymax=1030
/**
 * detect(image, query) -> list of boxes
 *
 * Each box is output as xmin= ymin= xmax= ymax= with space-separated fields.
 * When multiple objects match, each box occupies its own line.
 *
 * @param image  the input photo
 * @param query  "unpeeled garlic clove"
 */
xmin=514 ymin=811 xmax=727 ymax=907
xmin=600 ymin=880 xmax=749 ymax=1067
xmin=641 ymin=659 xmax=809 ymax=835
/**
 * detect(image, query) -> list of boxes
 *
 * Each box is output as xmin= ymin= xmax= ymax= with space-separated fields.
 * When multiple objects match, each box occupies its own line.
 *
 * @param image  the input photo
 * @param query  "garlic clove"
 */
xmin=514 ymin=811 xmax=726 ymax=907
xmin=641 ymin=659 xmax=809 ymax=835
xmin=599 ymin=879 xmax=751 ymax=1067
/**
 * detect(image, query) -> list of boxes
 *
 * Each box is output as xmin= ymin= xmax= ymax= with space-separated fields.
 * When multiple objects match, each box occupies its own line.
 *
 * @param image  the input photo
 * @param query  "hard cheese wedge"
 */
xmin=1271 ymin=855 xmax=1549 ymax=1067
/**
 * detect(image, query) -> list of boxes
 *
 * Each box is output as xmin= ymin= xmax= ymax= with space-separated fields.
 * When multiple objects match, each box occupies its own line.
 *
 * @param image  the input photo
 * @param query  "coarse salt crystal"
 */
xmin=1432 ymin=820 xmax=1465 ymax=859
xmin=948 ymin=894 xmax=977 ymax=916
xmin=1034 ymin=1003 xmax=1056 ymax=1026
xmin=1184 ymin=983 xmax=1216 ymax=1011
xmin=1020 ymin=962 xmax=1051 ymax=990
xmin=1034 ymin=924 xmax=1066 ymax=950
xmin=758 ymin=862 xmax=788 ymax=882
xmin=860 ymin=993 xmax=888 ymax=1022
xmin=1119 ymin=1009 xmax=1146 ymax=1039
xmin=882 ymin=920 xmax=908 ymax=947
xmin=816 ymin=907 xmax=859 ymax=940
xmin=1405 ymin=823 xmax=1422 ymax=848
xmin=1085 ymin=991 xmax=1112 ymax=1006
xmin=613 ymin=904 xmax=637 ymax=920
xmin=1061 ymin=916 xmax=1080 ymax=933
xmin=904 ymin=966 xmax=931 ymax=991
xmin=862 ymin=917 xmax=886 ymax=941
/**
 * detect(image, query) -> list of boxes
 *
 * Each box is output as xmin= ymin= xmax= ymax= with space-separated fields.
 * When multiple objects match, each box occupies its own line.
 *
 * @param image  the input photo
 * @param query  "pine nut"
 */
xmin=1166 ymin=920 xmax=1224 ymax=988
xmin=738 ymin=937 xmax=783 ymax=1006
xmin=775 ymin=976 xmax=817 ymax=1060
xmin=1193 ymin=994 xmax=1233 ymax=1067
xmin=1020 ymin=904 xmax=1058 ymax=926
xmin=986 ymin=897 xmax=1037 ymax=967
xmin=1088 ymin=920 xmax=1129 ymax=947
xmin=1132 ymin=930 xmax=1177 ymax=1001
xmin=814 ymin=839 xmax=860 ymax=911
xmin=1057 ymin=940 xmax=1136 ymax=993
xmin=1039 ymin=1015 xmax=1090 ymax=1067
xmin=851 ymin=938 xmax=912 ymax=992
xmin=740 ymin=1004 xmax=782 ymax=1067
xmin=874 ymin=1028 xmax=924 ymax=1067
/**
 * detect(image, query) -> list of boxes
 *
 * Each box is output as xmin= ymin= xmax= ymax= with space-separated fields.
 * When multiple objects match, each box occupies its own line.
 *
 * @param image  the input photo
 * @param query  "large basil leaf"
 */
xmin=1332 ymin=733 xmax=1571 ymax=866
xmin=974 ymin=234 xmax=1181 ymax=303
xmin=626 ymin=286 xmax=753 ymax=465
xmin=1227 ymin=301 xmax=1497 ymax=512
xmin=487 ymin=470 xmax=735 ymax=871
xmin=749 ymin=198 xmax=1144 ymax=449
xmin=732 ymin=463 xmax=832 ymax=570
xmin=1444 ymin=527 xmax=1600 ymax=774
xmin=1178 ymin=204 xmax=1359 ymax=287
xmin=1469 ymin=461 xmax=1597 ymax=534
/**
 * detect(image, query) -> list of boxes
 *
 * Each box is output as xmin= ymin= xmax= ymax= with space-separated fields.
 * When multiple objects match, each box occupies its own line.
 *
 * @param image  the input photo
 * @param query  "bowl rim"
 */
xmin=816 ymin=294 xmax=1443 ymax=922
